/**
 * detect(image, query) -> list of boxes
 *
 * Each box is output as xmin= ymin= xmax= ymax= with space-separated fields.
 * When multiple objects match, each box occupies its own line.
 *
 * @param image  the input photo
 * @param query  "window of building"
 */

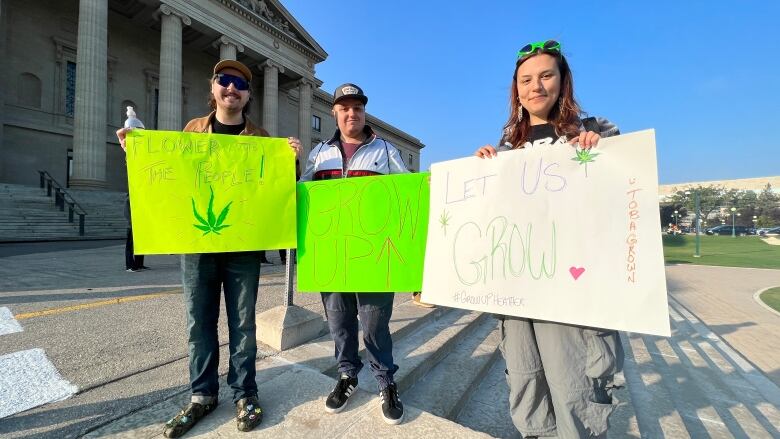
xmin=65 ymin=61 xmax=77 ymax=117
xmin=312 ymin=115 xmax=321 ymax=132
xmin=18 ymin=73 xmax=42 ymax=108
xmin=408 ymin=153 xmax=413 ymax=166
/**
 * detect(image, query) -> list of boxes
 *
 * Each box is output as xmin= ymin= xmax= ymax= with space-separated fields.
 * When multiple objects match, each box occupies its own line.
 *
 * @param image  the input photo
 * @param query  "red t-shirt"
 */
xmin=342 ymin=142 xmax=361 ymax=163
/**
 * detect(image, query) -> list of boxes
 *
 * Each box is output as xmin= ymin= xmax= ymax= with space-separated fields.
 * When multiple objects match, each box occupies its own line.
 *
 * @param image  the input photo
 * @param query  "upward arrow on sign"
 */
xmin=376 ymin=237 xmax=405 ymax=288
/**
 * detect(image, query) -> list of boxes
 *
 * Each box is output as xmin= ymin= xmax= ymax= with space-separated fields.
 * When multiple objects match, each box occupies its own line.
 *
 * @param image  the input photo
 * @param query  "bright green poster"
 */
xmin=296 ymin=173 xmax=430 ymax=292
xmin=125 ymin=130 xmax=297 ymax=254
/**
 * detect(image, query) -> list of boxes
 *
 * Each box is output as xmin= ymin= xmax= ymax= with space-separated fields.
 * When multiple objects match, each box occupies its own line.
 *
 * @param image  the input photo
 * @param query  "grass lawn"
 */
xmin=759 ymin=287 xmax=780 ymax=312
xmin=662 ymin=235 xmax=780 ymax=269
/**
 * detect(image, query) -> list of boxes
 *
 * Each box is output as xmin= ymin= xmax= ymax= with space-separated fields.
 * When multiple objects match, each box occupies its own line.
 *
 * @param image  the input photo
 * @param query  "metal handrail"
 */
xmin=37 ymin=170 xmax=88 ymax=235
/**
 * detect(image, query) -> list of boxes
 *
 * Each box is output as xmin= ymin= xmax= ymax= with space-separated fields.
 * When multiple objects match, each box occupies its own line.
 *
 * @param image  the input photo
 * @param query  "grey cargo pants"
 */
xmin=498 ymin=316 xmax=623 ymax=438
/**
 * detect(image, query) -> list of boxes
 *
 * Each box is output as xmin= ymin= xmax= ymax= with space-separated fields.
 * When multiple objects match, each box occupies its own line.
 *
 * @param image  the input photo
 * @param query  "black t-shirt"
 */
xmin=212 ymin=117 xmax=245 ymax=135
xmin=521 ymin=123 xmax=567 ymax=149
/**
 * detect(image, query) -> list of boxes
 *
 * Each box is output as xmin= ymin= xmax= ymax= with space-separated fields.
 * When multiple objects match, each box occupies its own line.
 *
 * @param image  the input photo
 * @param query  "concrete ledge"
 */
xmin=85 ymin=362 xmax=493 ymax=438
xmin=256 ymin=305 xmax=326 ymax=351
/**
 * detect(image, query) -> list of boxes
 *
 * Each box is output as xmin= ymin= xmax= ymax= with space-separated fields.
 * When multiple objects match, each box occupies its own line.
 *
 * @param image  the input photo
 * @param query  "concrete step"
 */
xmin=454 ymin=296 xmax=780 ymax=439
xmin=622 ymin=297 xmax=780 ymax=438
xmin=84 ymin=358 xmax=493 ymax=438
xmin=455 ymin=356 xmax=522 ymax=439
xmin=404 ymin=314 xmax=500 ymax=420
xmin=0 ymin=214 xmax=76 ymax=219
xmin=280 ymin=298 xmax=449 ymax=374
xmin=0 ymin=182 xmax=126 ymax=240
xmin=23 ymin=285 xmax=780 ymax=439
xmin=80 ymin=300 xmax=496 ymax=438
xmin=355 ymin=308 xmax=485 ymax=395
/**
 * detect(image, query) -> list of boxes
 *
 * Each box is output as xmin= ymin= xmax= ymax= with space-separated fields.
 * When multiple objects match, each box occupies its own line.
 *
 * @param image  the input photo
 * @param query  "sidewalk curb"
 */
xmin=753 ymin=286 xmax=780 ymax=318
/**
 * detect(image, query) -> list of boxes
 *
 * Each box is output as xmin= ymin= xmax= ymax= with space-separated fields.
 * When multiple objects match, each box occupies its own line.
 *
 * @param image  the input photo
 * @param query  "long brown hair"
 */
xmin=502 ymin=50 xmax=581 ymax=148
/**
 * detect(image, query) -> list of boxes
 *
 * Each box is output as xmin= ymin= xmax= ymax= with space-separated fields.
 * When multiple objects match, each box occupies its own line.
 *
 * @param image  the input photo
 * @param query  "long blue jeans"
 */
xmin=182 ymin=252 xmax=261 ymax=403
xmin=321 ymin=292 xmax=398 ymax=389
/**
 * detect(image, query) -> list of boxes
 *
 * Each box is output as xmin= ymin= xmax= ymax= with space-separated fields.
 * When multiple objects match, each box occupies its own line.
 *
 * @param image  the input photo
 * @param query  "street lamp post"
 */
xmin=730 ymin=207 xmax=742 ymax=237
xmin=673 ymin=210 xmax=679 ymax=229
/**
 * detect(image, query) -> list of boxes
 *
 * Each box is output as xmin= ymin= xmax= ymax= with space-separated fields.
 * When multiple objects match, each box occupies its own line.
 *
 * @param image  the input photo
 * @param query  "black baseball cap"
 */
xmin=333 ymin=83 xmax=368 ymax=106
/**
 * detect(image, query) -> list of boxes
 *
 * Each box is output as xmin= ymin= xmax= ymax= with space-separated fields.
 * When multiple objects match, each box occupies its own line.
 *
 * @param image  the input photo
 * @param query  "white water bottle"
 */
xmin=124 ymin=106 xmax=145 ymax=129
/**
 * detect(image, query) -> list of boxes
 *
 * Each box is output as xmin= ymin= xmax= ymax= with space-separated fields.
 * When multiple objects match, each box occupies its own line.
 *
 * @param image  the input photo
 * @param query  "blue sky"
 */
xmin=283 ymin=1 xmax=779 ymax=184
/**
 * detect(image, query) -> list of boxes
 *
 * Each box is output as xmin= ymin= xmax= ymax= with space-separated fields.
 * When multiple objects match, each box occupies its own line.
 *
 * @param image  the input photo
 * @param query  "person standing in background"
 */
xmin=124 ymin=194 xmax=146 ymax=272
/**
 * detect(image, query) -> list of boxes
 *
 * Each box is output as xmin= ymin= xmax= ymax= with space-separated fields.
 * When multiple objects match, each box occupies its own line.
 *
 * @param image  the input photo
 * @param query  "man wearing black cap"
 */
xmin=117 ymin=59 xmax=301 ymax=437
xmin=300 ymin=83 xmax=408 ymax=425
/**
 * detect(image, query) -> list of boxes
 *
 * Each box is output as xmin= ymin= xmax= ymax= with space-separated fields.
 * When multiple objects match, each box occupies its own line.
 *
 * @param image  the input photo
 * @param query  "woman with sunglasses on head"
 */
xmin=475 ymin=40 xmax=623 ymax=438
xmin=116 ymin=60 xmax=301 ymax=437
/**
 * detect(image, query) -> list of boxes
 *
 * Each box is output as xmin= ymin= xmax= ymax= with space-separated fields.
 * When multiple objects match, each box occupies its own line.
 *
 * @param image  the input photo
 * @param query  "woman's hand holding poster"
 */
xmin=421 ymin=129 xmax=670 ymax=336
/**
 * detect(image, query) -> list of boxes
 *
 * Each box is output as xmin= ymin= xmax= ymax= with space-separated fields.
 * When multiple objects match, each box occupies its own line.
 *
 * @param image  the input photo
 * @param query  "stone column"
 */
xmin=70 ymin=0 xmax=108 ymax=189
xmin=217 ymin=35 xmax=244 ymax=61
xmin=261 ymin=60 xmax=283 ymax=136
xmin=0 ymin=0 xmax=6 ymax=181
xmin=297 ymin=79 xmax=313 ymax=155
xmin=157 ymin=4 xmax=190 ymax=131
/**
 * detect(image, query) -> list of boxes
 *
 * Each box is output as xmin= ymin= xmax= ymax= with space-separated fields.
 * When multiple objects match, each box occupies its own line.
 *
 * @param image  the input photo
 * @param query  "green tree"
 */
xmin=667 ymin=185 xmax=725 ymax=227
xmin=757 ymin=183 xmax=780 ymax=226
xmin=659 ymin=203 xmax=680 ymax=230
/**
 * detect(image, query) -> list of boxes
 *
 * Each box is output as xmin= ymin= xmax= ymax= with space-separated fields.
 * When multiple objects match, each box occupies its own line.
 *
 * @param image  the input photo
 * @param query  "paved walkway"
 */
xmin=666 ymin=264 xmax=780 ymax=386
xmin=1 ymin=241 xmax=779 ymax=438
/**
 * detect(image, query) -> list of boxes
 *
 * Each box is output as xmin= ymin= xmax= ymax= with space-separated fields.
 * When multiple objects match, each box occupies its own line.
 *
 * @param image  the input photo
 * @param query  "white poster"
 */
xmin=421 ymin=130 xmax=670 ymax=336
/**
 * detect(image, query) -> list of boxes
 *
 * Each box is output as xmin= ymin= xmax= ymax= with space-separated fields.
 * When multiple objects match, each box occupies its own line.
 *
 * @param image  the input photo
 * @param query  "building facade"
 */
xmin=0 ymin=0 xmax=424 ymax=191
xmin=658 ymin=176 xmax=780 ymax=199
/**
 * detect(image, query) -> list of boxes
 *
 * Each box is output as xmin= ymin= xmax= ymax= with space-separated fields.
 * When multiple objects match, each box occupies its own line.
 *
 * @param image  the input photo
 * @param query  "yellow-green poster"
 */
xmin=296 ymin=173 xmax=430 ymax=292
xmin=125 ymin=130 xmax=297 ymax=254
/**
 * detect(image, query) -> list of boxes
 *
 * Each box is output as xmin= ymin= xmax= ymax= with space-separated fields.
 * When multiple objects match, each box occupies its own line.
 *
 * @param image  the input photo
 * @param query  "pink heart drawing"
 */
xmin=569 ymin=266 xmax=585 ymax=280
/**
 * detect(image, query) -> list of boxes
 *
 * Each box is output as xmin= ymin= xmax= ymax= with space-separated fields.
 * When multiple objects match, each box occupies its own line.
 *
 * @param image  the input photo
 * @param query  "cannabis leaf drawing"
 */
xmin=439 ymin=210 xmax=452 ymax=235
xmin=571 ymin=148 xmax=600 ymax=177
xmin=192 ymin=186 xmax=233 ymax=235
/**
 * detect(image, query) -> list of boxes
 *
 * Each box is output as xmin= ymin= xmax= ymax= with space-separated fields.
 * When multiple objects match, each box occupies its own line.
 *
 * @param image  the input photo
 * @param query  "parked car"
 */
xmin=758 ymin=226 xmax=780 ymax=236
xmin=705 ymin=225 xmax=755 ymax=236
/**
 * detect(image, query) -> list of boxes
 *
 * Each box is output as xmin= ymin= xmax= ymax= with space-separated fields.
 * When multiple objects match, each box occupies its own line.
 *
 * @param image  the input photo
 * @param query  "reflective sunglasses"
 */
xmin=214 ymin=73 xmax=250 ymax=91
xmin=517 ymin=40 xmax=561 ymax=58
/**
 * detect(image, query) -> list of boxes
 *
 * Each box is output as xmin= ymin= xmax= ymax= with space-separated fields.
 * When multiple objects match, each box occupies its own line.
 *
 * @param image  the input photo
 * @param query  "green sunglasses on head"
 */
xmin=517 ymin=40 xmax=561 ymax=58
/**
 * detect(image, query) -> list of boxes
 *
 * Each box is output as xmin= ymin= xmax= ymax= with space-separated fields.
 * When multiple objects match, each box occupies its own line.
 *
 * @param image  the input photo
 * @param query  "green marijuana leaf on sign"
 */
xmin=571 ymin=148 xmax=600 ymax=177
xmin=192 ymin=186 xmax=233 ymax=235
xmin=439 ymin=210 xmax=452 ymax=235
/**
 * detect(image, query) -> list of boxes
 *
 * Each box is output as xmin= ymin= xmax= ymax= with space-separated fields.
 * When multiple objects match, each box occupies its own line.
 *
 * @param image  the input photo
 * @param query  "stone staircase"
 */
xmin=0 ymin=183 xmax=127 ymax=241
xmin=81 ymin=296 xmax=780 ymax=438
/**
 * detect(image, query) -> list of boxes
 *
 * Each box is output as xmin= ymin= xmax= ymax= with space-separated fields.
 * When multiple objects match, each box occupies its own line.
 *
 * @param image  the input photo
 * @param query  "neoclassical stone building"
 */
xmin=0 ymin=0 xmax=424 ymax=190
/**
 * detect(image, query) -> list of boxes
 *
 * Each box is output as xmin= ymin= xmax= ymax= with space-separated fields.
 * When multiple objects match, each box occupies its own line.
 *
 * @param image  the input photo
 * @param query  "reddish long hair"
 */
xmin=502 ymin=50 xmax=581 ymax=148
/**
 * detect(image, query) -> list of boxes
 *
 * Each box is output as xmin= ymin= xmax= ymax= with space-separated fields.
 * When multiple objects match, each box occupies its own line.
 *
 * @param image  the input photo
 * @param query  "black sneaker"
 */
xmin=325 ymin=373 xmax=358 ymax=413
xmin=236 ymin=396 xmax=263 ymax=432
xmin=380 ymin=383 xmax=403 ymax=425
xmin=163 ymin=400 xmax=217 ymax=438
